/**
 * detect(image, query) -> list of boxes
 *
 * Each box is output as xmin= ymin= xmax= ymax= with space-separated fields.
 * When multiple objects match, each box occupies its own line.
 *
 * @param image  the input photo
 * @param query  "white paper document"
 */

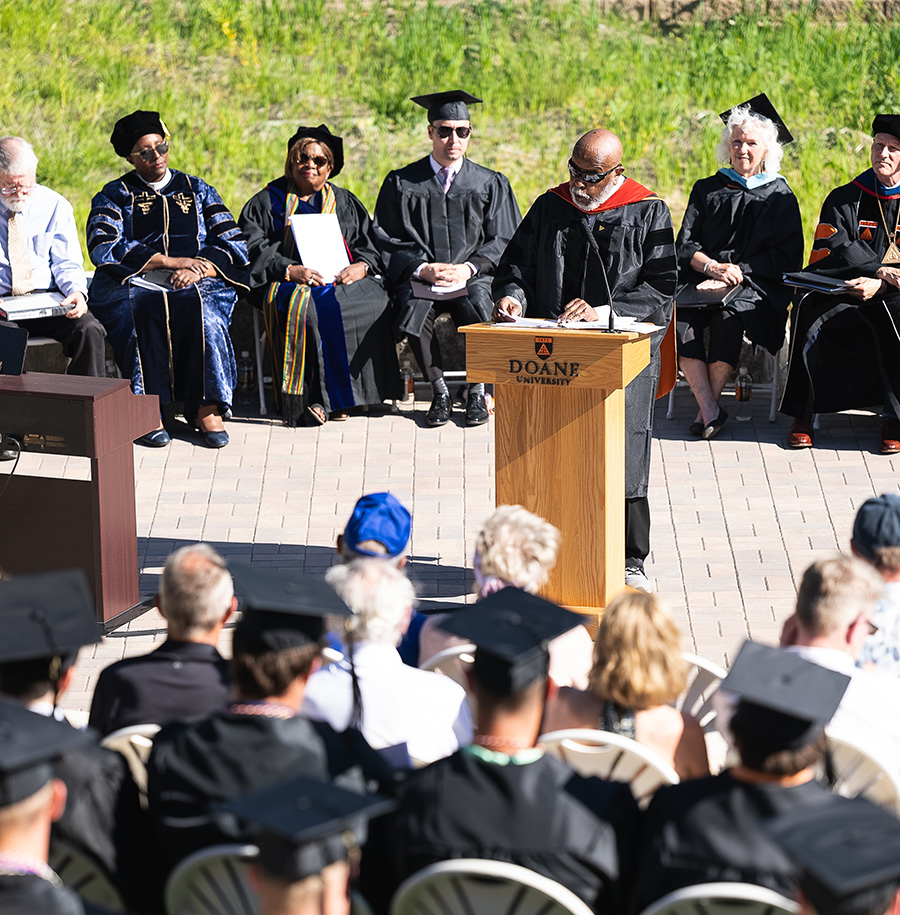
xmin=131 ymin=268 xmax=176 ymax=292
xmin=498 ymin=310 xmax=663 ymax=334
xmin=289 ymin=213 xmax=351 ymax=283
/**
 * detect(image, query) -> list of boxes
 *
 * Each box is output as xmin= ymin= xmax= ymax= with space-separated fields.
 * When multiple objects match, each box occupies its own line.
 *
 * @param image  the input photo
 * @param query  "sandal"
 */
xmin=330 ymin=411 xmax=349 ymax=421
xmin=306 ymin=403 xmax=327 ymax=425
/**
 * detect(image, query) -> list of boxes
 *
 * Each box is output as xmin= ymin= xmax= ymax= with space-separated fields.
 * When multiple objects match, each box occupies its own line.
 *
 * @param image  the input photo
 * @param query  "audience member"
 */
xmin=369 ymin=588 xmax=639 ymax=913
xmin=303 ymin=559 xmax=472 ymax=767
xmin=782 ymin=556 xmax=900 ymax=771
xmin=373 ymin=90 xmax=521 ymax=427
xmin=89 ymin=543 xmax=234 ymax=736
xmin=543 ymin=590 xmax=709 ymax=779
xmin=146 ymin=565 xmax=391 ymax=876
xmin=632 ymin=641 xmax=852 ymax=913
xmin=419 ymin=505 xmax=593 ymax=688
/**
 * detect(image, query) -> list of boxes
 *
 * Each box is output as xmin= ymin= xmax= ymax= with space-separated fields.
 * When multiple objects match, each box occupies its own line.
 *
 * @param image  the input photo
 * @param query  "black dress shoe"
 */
xmin=426 ymin=393 xmax=452 ymax=427
xmin=136 ymin=428 xmax=171 ymax=448
xmin=465 ymin=392 xmax=489 ymax=426
xmin=701 ymin=406 xmax=728 ymax=441
xmin=688 ymin=421 xmax=704 ymax=437
xmin=200 ymin=429 xmax=229 ymax=448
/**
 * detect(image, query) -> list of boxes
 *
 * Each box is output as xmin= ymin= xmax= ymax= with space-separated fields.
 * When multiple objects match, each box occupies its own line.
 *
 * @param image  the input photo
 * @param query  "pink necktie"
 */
xmin=439 ymin=166 xmax=453 ymax=195
xmin=8 ymin=212 xmax=34 ymax=295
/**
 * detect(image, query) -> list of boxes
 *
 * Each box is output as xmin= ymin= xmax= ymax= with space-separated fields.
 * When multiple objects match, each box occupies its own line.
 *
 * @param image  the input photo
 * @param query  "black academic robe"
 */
xmin=676 ymin=173 xmax=803 ymax=354
xmin=493 ymin=181 xmax=677 ymax=498
xmin=146 ymin=710 xmax=392 ymax=876
xmin=373 ymin=157 xmax=521 ymax=337
xmin=631 ymin=771 xmax=845 ymax=914
xmin=88 ymin=640 xmax=231 ymax=736
xmin=0 ymin=874 xmax=89 ymax=915
xmin=370 ymin=748 xmax=639 ymax=914
xmin=781 ymin=169 xmax=900 ymax=417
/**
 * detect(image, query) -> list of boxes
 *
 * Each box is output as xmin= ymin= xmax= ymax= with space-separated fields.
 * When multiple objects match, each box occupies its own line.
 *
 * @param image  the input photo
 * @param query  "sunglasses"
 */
xmin=294 ymin=152 xmax=330 ymax=169
xmin=567 ymin=158 xmax=621 ymax=185
xmin=433 ymin=125 xmax=472 ymax=140
xmin=132 ymin=142 xmax=169 ymax=163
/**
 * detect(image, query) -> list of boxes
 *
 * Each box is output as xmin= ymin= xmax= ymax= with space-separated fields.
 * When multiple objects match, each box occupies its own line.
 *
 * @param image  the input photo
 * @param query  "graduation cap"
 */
xmin=411 ymin=90 xmax=483 ymax=123
xmin=0 ymin=699 xmax=90 ymax=806
xmin=438 ymin=588 xmax=582 ymax=696
xmin=873 ymin=115 xmax=900 ymax=142
xmin=110 ymin=109 xmax=169 ymax=157
xmin=723 ymin=641 xmax=850 ymax=752
xmin=768 ymin=797 xmax=900 ymax=912
xmin=343 ymin=492 xmax=411 ymax=559
xmin=230 ymin=564 xmax=352 ymax=653
xmin=225 ymin=776 xmax=395 ymax=882
xmin=853 ymin=493 xmax=900 ymax=561
xmin=285 ymin=124 xmax=344 ymax=178
xmin=0 ymin=569 xmax=101 ymax=666
xmin=719 ymin=93 xmax=794 ymax=145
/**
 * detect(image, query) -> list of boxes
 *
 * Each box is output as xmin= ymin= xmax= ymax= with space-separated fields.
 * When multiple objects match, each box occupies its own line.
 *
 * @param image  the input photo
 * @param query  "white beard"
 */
xmin=571 ymin=174 xmax=625 ymax=212
xmin=0 ymin=196 xmax=28 ymax=214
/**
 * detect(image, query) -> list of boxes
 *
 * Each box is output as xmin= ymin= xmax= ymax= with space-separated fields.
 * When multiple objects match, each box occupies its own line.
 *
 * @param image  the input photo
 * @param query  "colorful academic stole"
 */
xmin=263 ymin=184 xmax=338 ymax=398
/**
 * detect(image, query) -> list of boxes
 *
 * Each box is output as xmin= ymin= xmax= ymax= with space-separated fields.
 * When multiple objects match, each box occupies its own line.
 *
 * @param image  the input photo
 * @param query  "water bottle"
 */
xmin=735 ymin=366 xmax=752 ymax=422
xmin=401 ymin=360 xmax=414 ymax=403
xmin=237 ymin=351 xmax=254 ymax=406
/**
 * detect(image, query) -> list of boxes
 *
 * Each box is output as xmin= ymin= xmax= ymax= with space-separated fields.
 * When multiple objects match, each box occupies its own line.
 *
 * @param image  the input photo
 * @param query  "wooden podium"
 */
xmin=0 ymin=373 xmax=159 ymax=628
xmin=460 ymin=322 xmax=651 ymax=617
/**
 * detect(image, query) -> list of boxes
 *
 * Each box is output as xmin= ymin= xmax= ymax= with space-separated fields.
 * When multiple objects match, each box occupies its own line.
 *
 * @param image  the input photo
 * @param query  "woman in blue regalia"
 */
xmin=239 ymin=124 xmax=400 ymax=426
xmin=86 ymin=110 xmax=250 ymax=448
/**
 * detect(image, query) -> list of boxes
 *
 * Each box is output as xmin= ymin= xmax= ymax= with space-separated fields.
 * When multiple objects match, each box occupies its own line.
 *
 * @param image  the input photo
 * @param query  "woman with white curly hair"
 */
xmin=675 ymin=95 xmax=803 ymax=439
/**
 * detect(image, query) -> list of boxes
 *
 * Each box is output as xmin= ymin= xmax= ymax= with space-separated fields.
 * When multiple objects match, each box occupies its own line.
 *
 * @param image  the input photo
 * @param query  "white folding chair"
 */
xmin=820 ymin=733 xmax=900 ymax=816
xmin=49 ymin=838 xmax=125 ymax=912
xmin=100 ymin=723 xmax=160 ymax=803
xmin=638 ymin=882 xmax=798 ymax=915
xmin=539 ymin=728 xmax=679 ymax=808
xmin=390 ymin=857 xmax=594 ymax=915
xmin=677 ymin=652 xmax=729 ymax=774
xmin=419 ymin=642 xmax=478 ymax=719
xmin=164 ymin=843 xmax=260 ymax=915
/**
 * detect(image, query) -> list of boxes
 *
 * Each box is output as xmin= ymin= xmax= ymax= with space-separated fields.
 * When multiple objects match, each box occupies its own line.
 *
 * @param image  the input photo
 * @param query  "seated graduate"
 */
xmin=367 ymin=588 xmax=640 ymax=914
xmin=226 ymin=776 xmax=395 ymax=915
xmin=86 ymin=109 xmax=250 ymax=449
xmin=0 ymin=700 xmax=102 ymax=915
xmin=146 ymin=564 xmax=392 ymax=878
xmin=782 ymin=114 xmax=900 ymax=453
xmin=0 ymin=570 xmax=145 ymax=910
xmin=675 ymin=94 xmax=802 ymax=439
xmin=89 ymin=543 xmax=234 ymax=737
xmin=632 ymin=641 xmax=852 ymax=914
xmin=239 ymin=124 xmax=401 ymax=426
xmin=769 ymin=797 xmax=900 ymax=915
xmin=542 ymin=590 xmax=709 ymax=780
xmin=302 ymin=558 xmax=472 ymax=768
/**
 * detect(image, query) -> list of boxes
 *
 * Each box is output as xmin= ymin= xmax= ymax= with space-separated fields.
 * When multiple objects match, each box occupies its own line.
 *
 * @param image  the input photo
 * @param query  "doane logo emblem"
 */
xmin=535 ymin=336 xmax=553 ymax=360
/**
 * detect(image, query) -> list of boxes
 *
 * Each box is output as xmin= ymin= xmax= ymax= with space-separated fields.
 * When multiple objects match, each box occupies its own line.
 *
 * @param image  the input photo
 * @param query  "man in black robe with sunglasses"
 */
xmin=374 ymin=90 xmax=521 ymax=427
xmin=493 ymin=129 xmax=677 ymax=593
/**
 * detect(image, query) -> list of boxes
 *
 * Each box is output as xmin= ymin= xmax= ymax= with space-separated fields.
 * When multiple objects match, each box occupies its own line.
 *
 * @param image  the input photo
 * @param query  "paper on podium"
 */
xmin=500 ymin=310 xmax=663 ymax=334
xmin=289 ymin=213 xmax=350 ymax=283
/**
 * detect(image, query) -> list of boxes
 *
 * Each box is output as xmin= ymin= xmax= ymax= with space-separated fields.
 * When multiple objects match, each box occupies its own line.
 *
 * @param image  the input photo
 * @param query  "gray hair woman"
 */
xmin=674 ymin=98 xmax=803 ymax=439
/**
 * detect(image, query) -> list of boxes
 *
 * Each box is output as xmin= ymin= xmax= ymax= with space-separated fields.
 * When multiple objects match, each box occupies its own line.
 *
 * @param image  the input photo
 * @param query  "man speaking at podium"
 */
xmin=492 ymin=129 xmax=676 ymax=593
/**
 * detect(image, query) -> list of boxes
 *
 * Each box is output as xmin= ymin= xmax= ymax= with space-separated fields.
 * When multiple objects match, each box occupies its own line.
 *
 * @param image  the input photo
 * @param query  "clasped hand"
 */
xmin=165 ymin=257 xmax=212 ymax=289
xmin=419 ymin=262 xmax=473 ymax=286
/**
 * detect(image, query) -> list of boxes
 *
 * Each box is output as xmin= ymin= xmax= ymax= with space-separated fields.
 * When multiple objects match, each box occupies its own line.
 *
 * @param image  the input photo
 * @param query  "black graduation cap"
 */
xmin=0 ymin=699 xmax=90 ymax=806
xmin=110 ymin=109 xmax=169 ymax=157
xmin=410 ymin=90 xmax=483 ymax=122
xmin=719 ymin=93 xmax=794 ymax=145
xmin=229 ymin=564 xmax=352 ymax=652
xmin=285 ymin=124 xmax=344 ymax=178
xmin=873 ymin=115 xmax=900 ymax=142
xmin=225 ymin=776 xmax=396 ymax=882
xmin=768 ymin=797 xmax=900 ymax=908
xmin=438 ymin=588 xmax=582 ymax=697
xmin=723 ymin=641 xmax=850 ymax=751
xmin=0 ymin=569 xmax=101 ymax=664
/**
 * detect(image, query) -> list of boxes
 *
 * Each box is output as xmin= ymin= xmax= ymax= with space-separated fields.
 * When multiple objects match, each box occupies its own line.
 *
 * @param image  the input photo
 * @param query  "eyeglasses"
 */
xmin=0 ymin=184 xmax=35 ymax=196
xmin=866 ymin=618 xmax=880 ymax=636
xmin=567 ymin=159 xmax=621 ymax=185
xmin=132 ymin=142 xmax=169 ymax=163
xmin=294 ymin=152 xmax=330 ymax=169
xmin=433 ymin=125 xmax=472 ymax=140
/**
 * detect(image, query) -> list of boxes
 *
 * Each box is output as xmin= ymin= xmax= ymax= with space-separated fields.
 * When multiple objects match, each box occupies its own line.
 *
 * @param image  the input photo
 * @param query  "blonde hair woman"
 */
xmin=543 ymin=591 xmax=709 ymax=779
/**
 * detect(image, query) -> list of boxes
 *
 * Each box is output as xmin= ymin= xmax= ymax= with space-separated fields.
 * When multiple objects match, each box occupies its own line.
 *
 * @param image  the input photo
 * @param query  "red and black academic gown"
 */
xmin=493 ymin=179 xmax=677 ymax=499
xmin=781 ymin=168 xmax=900 ymax=418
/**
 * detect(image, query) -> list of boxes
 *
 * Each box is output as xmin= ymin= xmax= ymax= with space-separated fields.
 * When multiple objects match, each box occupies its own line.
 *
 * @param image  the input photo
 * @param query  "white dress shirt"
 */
xmin=302 ymin=640 xmax=473 ymax=767
xmin=0 ymin=185 xmax=87 ymax=297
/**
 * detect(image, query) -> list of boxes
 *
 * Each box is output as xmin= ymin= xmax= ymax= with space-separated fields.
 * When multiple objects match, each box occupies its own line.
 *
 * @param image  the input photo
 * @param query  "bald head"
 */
xmin=573 ymin=129 xmax=623 ymax=171
xmin=568 ymin=129 xmax=625 ymax=212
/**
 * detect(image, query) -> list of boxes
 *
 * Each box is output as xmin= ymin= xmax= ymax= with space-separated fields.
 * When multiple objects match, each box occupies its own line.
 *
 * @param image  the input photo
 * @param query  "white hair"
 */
xmin=475 ymin=504 xmax=561 ymax=592
xmin=325 ymin=558 xmax=415 ymax=646
xmin=716 ymin=105 xmax=784 ymax=174
xmin=0 ymin=137 xmax=38 ymax=177
xmin=159 ymin=543 xmax=234 ymax=636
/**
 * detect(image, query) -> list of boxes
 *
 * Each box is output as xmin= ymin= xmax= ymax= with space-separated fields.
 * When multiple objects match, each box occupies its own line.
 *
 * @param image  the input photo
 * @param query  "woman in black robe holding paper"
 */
xmin=675 ymin=97 xmax=802 ymax=439
xmin=239 ymin=125 xmax=400 ymax=425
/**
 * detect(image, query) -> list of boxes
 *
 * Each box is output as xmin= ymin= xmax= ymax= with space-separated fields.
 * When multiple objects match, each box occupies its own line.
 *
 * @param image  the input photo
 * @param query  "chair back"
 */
xmin=540 ymin=728 xmax=679 ymax=807
xmin=164 ymin=843 xmax=260 ymax=915
xmin=637 ymin=881 xmax=798 ymax=915
xmin=821 ymin=734 xmax=900 ymax=816
xmin=100 ymin=723 xmax=161 ymax=803
xmin=390 ymin=857 xmax=594 ymax=915
xmin=678 ymin=652 xmax=729 ymax=773
xmin=49 ymin=838 xmax=125 ymax=912
xmin=420 ymin=642 xmax=478 ymax=718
